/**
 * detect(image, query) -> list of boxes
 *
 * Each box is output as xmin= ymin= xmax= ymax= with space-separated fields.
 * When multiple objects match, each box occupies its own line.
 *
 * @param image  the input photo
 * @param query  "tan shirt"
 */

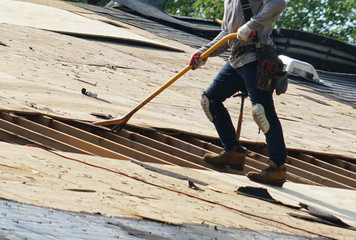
xmin=198 ymin=0 xmax=286 ymax=68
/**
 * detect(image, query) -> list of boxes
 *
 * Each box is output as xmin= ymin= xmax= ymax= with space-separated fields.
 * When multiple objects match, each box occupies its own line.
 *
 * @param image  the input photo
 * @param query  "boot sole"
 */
xmin=229 ymin=165 xmax=244 ymax=171
xmin=204 ymin=159 xmax=244 ymax=171
xmin=247 ymin=177 xmax=285 ymax=187
xmin=266 ymin=181 xmax=285 ymax=187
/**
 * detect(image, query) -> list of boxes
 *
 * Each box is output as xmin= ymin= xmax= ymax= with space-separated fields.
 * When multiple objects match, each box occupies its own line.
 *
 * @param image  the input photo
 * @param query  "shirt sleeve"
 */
xmin=198 ymin=29 xmax=230 ymax=57
xmin=246 ymin=0 xmax=286 ymax=30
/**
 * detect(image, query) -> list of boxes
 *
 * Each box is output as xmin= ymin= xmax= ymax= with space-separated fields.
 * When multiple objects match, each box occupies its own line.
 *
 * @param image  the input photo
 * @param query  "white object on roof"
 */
xmin=279 ymin=55 xmax=320 ymax=83
xmin=106 ymin=1 xmax=119 ymax=7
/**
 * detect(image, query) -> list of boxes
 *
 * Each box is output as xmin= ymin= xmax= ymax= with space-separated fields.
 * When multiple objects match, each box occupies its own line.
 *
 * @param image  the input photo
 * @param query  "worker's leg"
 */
xmin=202 ymin=61 xmax=246 ymax=151
xmin=201 ymin=61 xmax=247 ymax=170
xmin=236 ymin=61 xmax=287 ymax=186
xmin=237 ymin=61 xmax=287 ymax=164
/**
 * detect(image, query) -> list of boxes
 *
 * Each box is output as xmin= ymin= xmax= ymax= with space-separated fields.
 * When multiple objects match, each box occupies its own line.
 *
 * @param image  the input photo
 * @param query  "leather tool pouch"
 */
xmin=256 ymin=44 xmax=288 ymax=95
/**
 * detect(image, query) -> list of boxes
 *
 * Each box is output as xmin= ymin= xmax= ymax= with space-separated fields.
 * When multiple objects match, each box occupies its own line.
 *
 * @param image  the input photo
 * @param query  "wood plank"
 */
xmin=0 ymin=118 xmax=87 ymax=154
xmin=333 ymin=158 xmax=356 ymax=173
xmin=32 ymin=115 xmax=179 ymax=166
xmin=287 ymin=147 xmax=356 ymax=166
xmin=290 ymin=150 xmax=356 ymax=174
xmin=286 ymin=165 xmax=354 ymax=189
xmin=142 ymin=130 xmax=325 ymax=184
xmin=140 ymin=130 xmax=211 ymax=157
xmin=245 ymin=150 xmax=349 ymax=188
xmin=116 ymin=129 xmax=217 ymax=170
xmin=0 ymin=128 xmax=33 ymax=145
xmin=98 ymin=128 xmax=243 ymax=173
xmin=286 ymin=155 xmax=356 ymax=189
xmin=66 ymin=120 xmax=245 ymax=175
xmin=240 ymin=141 xmax=356 ymax=189
xmin=190 ymin=137 xmax=319 ymax=184
xmin=290 ymin=153 xmax=356 ymax=188
xmin=290 ymin=152 xmax=356 ymax=184
xmin=0 ymin=112 xmax=128 ymax=160
xmin=185 ymin=136 xmax=222 ymax=153
xmin=52 ymin=117 xmax=205 ymax=169
xmin=15 ymin=113 xmax=351 ymax=187
xmin=52 ymin=117 xmax=211 ymax=169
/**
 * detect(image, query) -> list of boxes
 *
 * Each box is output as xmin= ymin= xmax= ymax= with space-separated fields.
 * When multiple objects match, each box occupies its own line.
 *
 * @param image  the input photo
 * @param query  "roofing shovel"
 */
xmin=93 ymin=33 xmax=237 ymax=132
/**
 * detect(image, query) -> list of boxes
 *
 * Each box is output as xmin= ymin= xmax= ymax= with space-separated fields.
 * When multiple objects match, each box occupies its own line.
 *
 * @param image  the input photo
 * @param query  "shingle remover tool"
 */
xmin=93 ymin=33 xmax=237 ymax=132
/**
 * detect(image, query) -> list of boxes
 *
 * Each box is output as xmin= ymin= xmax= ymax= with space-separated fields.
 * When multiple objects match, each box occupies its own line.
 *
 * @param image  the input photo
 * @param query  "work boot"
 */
xmin=203 ymin=145 xmax=246 ymax=171
xmin=247 ymin=160 xmax=287 ymax=187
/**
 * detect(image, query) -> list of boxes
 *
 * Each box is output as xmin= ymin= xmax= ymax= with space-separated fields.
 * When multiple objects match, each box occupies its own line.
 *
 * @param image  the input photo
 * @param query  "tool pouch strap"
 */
xmin=240 ymin=0 xmax=288 ymax=95
xmin=230 ymin=45 xmax=256 ymax=60
xmin=255 ymin=44 xmax=288 ymax=95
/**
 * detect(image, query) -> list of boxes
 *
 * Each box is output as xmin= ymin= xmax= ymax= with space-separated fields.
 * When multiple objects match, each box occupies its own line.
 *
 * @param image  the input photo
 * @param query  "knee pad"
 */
xmin=201 ymin=93 xmax=215 ymax=123
xmin=252 ymin=104 xmax=270 ymax=134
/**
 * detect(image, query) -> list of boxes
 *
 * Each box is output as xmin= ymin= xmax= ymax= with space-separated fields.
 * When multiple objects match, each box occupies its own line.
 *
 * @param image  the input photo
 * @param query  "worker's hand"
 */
xmin=189 ymin=51 xmax=207 ymax=70
xmin=237 ymin=24 xmax=256 ymax=41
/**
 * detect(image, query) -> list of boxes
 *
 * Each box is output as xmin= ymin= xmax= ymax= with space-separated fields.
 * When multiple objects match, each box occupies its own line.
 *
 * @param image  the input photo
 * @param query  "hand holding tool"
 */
xmin=237 ymin=23 xmax=256 ymax=41
xmin=189 ymin=51 xmax=207 ymax=70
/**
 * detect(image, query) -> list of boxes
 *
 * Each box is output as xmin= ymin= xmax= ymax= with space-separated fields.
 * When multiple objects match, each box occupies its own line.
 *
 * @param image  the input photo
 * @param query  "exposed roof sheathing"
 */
xmin=0 ymin=0 xmax=179 ymax=51
xmin=1 ymin=111 xmax=355 ymax=190
xmin=0 ymin=0 xmax=356 ymax=239
xmin=0 ymin=136 xmax=355 ymax=239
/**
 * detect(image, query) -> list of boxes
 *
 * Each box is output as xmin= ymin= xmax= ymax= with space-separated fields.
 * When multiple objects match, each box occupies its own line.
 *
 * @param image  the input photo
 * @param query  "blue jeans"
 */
xmin=204 ymin=61 xmax=287 ymax=165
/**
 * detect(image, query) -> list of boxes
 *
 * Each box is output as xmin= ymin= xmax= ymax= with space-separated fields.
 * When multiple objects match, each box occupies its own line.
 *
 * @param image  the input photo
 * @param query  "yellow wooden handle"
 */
xmin=129 ymin=33 xmax=237 ymax=117
xmin=200 ymin=33 xmax=237 ymax=60
xmin=94 ymin=33 xmax=237 ymax=127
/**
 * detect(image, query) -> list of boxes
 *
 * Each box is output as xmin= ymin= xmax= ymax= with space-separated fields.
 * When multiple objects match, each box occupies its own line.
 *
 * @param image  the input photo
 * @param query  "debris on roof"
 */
xmin=0 ymin=0 xmax=356 ymax=239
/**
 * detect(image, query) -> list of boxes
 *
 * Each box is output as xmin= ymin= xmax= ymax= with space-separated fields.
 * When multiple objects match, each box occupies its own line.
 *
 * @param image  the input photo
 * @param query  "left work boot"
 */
xmin=247 ymin=160 xmax=287 ymax=187
xmin=204 ymin=145 xmax=246 ymax=171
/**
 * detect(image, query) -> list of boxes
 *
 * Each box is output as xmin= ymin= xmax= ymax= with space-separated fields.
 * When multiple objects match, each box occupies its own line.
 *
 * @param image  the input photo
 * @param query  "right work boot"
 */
xmin=247 ymin=160 xmax=287 ymax=187
xmin=203 ymin=145 xmax=246 ymax=171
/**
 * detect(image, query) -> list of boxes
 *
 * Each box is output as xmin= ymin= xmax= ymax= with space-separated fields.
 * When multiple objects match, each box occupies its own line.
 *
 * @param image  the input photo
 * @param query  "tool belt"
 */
xmin=230 ymin=45 xmax=256 ymax=60
xmin=255 ymin=44 xmax=288 ymax=95
xmin=230 ymin=43 xmax=288 ymax=95
xmin=238 ymin=0 xmax=288 ymax=95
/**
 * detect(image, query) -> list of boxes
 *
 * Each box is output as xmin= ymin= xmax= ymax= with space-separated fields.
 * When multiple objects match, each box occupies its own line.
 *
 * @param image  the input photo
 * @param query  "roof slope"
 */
xmin=0 ymin=140 xmax=356 ymax=239
xmin=0 ymin=1 xmax=356 ymax=239
xmin=1 ymin=0 xmax=355 ymax=158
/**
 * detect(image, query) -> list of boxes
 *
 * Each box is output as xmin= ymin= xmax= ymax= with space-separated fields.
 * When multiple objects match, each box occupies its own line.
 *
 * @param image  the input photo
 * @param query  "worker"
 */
xmin=189 ymin=0 xmax=288 ymax=187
